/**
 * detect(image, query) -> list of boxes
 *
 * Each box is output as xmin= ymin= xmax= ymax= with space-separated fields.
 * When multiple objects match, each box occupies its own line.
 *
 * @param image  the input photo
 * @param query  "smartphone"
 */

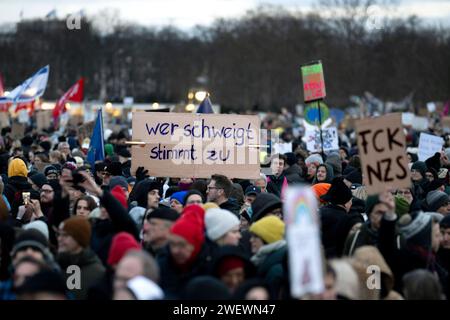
xmin=22 ymin=192 xmax=31 ymax=206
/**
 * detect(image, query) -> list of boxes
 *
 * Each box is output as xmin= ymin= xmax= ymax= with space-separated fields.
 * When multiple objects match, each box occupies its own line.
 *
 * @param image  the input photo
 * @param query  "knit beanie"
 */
xmin=440 ymin=215 xmax=450 ymax=229
xmin=170 ymin=191 xmax=189 ymax=206
xmin=205 ymin=208 xmax=240 ymax=241
xmin=111 ymin=185 xmax=128 ymax=209
xmin=365 ymin=195 xmax=381 ymax=215
xmin=11 ymin=229 xmax=49 ymax=258
xmin=104 ymin=144 xmax=115 ymax=157
xmin=325 ymin=152 xmax=342 ymax=176
xmin=411 ymin=161 xmax=427 ymax=178
xmin=249 ymin=215 xmax=285 ymax=244
xmin=305 ymin=154 xmax=324 ymax=166
xmin=311 ymin=183 xmax=331 ymax=203
xmin=425 ymin=190 xmax=449 ymax=212
xmin=250 ymin=193 xmax=282 ymax=223
xmin=109 ymin=176 xmax=129 ymax=191
xmin=344 ymin=169 xmax=363 ymax=185
xmin=425 ymin=152 xmax=441 ymax=172
xmin=395 ymin=195 xmax=410 ymax=216
xmin=202 ymin=202 xmax=219 ymax=211
xmin=60 ymin=216 xmax=91 ymax=248
xmin=107 ymin=232 xmax=142 ymax=267
xmin=23 ymin=220 xmax=50 ymax=240
xmin=321 ymin=177 xmax=353 ymax=205
xmin=398 ymin=212 xmax=432 ymax=248
xmin=170 ymin=205 xmax=205 ymax=264
xmin=28 ymin=173 xmax=48 ymax=189
xmin=8 ymin=158 xmax=28 ymax=177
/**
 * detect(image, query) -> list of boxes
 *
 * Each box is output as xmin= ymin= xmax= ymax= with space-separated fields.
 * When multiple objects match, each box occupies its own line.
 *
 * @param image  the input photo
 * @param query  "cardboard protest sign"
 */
xmin=11 ymin=123 xmax=26 ymax=140
xmin=284 ymin=187 xmax=324 ymax=298
xmin=273 ymin=142 xmax=292 ymax=155
xmin=301 ymin=61 xmax=326 ymax=102
xmin=131 ymin=112 xmax=260 ymax=179
xmin=411 ymin=116 xmax=429 ymax=131
xmin=356 ymin=113 xmax=410 ymax=195
xmin=418 ymin=133 xmax=444 ymax=161
xmin=442 ymin=117 xmax=450 ymax=133
xmin=36 ymin=111 xmax=52 ymax=131
xmin=401 ymin=112 xmax=414 ymax=127
xmin=304 ymin=127 xmax=339 ymax=153
xmin=0 ymin=112 xmax=10 ymax=129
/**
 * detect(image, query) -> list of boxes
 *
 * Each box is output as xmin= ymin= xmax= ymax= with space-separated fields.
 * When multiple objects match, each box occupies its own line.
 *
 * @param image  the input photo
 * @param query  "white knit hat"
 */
xmin=23 ymin=220 xmax=49 ymax=240
xmin=127 ymin=276 xmax=164 ymax=300
xmin=205 ymin=208 xmax=240 ymax=241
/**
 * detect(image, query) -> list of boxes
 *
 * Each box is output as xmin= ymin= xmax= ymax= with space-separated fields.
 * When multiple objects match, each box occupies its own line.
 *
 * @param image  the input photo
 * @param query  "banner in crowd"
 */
xmin=304 ymin=127 xmax=339 ymax=152
xmin=284 ymin=187 xmax=324 ymax=298
xmin=418 ymin=133 xmax=444 ymax=161
xmin=356 ymin=113 xmax=410 ymax=195
xmin=36 ymin=110 xmax=52 ymax=131
xmin=131 ymin=112 xmax=260 ymax=179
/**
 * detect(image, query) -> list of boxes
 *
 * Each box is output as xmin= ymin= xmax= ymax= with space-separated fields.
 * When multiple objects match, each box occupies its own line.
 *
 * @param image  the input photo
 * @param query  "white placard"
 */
xmin=418 ymin=133 xmax=444 ymax=161
xmin=304 ymin=127 xmax=339 ymax=152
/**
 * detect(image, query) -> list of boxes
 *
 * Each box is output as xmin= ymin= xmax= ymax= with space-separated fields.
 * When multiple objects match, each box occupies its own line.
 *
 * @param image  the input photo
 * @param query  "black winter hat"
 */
xmin=28 ymin=173 xmax=48 ymax=189
xmin=39 ymin=141 xmax=52 ymax=152
xmin=411 ymin=161 xmax=427 ymax=178
xmin=344 ymin=169 xmax=362 ymax=185
xmin=425 ymin=152 xmax=441 ymax=172
xmin=321 ymin=176 xmax=353 ymax=205
xmin=16 ymin=270 xmax=67 ymax=297
xmin=146 ymin=207 xmax=179 ymax=222
xmin=251 ymin=193 xmax=282 ymax=223
xmin=284 ymin=152 xmax=297 ymax=166
xmin=104 ymin=161 xmax=123 ymax=176
xmin=440 ymin=215 xmax=450 ymax=229
xmin=11 ymin=229 xmax=49 ymax=257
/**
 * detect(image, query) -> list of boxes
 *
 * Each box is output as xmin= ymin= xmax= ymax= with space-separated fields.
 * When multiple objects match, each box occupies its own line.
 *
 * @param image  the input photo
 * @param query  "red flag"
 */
xmin=53 ymin=78 xmax=84 ymax=121
xmin=15 ymin=100 xmax=35 ymax=113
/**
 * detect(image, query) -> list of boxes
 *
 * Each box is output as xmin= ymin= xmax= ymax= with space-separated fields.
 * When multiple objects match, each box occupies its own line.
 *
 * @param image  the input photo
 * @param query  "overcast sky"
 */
xmin=1 ymin=0 xmax=450 ymax=29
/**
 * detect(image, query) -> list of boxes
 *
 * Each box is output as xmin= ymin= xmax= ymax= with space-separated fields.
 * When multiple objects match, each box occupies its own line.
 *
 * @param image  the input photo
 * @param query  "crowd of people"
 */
xmin=0 ymin=111 xmax=449 ymax=300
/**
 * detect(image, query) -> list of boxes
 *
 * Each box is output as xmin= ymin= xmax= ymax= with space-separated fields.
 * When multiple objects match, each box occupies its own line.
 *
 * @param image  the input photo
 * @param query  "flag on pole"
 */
xmin=0 ymin=73 xmax=4 ymax=96
xmin=53 ymin=78 xmax=84 ymax=122
xmin=196 ymin=94 xmax=214 ymax=114
xmin=87 ymin=108 xmax=105 ymax=169
xmin=4 ymin=65 xmax=49 ymax=104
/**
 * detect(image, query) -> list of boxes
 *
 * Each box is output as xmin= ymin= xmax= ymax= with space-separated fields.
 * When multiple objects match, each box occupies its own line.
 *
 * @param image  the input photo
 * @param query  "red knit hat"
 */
xmin=217 ymin=256 xmax=245 ymax=277
xmin=111 ymin=185 xmax=128 ymax=209
xmin=170 ymin=205 xmax=205 ymax=265
xmin=107 ymin=232 xmax=141 ymax=267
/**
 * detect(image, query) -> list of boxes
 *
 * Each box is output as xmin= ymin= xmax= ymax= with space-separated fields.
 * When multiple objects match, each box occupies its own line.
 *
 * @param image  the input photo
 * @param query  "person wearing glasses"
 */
xmin=206 ymin=174 xmax=240 ymax=216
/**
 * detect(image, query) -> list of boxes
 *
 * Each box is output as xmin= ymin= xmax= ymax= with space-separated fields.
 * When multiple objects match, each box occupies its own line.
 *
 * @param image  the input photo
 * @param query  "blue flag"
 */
xmin=87 ymin=108 xmax=105 ymax=168
xmin=196 ymin=95 xmax=214 ymax=114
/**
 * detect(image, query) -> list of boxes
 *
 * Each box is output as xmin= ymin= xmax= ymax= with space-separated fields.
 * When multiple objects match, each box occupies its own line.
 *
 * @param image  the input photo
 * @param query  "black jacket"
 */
xmin=4 ymin=176 xmax=32 ymax=217
xmin=320 ymin=204 xmax=364 ymax=258
xmin=219 ymin=198 xmax=241 ymax=217
xmin=378 ymin=216 xmax=449 ymax=295
xmin=266 ymin=174 xmax=286 ymax=197
xmin=343 ymin=221 xmax=379 ymax=256
xmin=157 ymin=241 xmax=216 ymax=299
xmin=90 ymin=190 xmax=140 ymax=265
